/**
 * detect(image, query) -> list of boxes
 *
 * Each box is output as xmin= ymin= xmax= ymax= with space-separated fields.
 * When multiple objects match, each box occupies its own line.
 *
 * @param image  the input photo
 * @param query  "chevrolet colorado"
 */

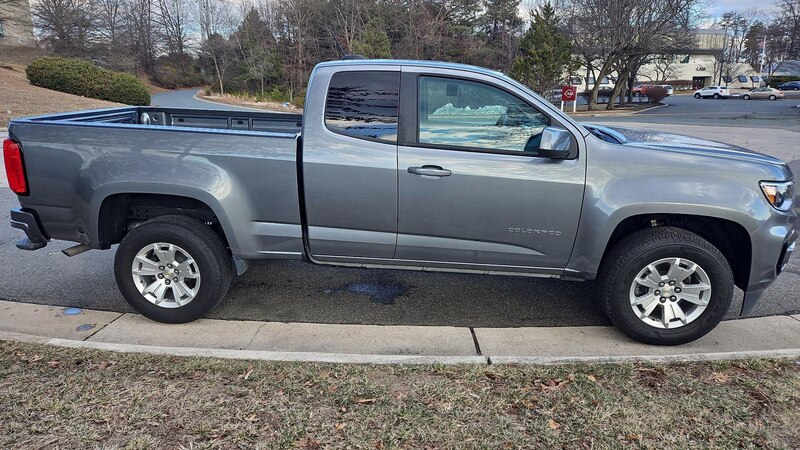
xmin=5 ymin=60 xmax=796 ymax=345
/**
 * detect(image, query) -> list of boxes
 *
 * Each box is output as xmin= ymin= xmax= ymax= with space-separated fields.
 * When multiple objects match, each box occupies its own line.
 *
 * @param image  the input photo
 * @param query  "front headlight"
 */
xmin=759 ymin=181 xmax=794 ymax=211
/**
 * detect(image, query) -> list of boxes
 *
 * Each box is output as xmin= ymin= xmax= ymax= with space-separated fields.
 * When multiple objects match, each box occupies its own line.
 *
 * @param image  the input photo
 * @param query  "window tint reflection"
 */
xmin=325 ymin=71 xmax=400 ymax=143
xmin=418 ymin=76 xmax=549 ymax=153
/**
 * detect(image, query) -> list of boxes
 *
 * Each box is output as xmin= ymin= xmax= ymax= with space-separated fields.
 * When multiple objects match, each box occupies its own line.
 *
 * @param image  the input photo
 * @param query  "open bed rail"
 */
xmin=20 ymin=107 xmax=304 ymax=135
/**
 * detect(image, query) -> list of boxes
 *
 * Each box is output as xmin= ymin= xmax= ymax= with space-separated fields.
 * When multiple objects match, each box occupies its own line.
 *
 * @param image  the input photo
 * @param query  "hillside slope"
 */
xmin=1 ymin=64 xmax=122 ymax=127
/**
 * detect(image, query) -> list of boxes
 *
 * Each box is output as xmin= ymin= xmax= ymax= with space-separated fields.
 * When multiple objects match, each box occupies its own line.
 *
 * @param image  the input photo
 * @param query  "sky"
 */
xmin=704 ymin=0 xmax=779 ymax=19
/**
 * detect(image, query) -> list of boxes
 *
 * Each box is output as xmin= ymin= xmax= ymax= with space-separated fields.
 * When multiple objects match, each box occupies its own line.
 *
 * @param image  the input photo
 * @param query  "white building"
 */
xmin=0 ymin=0 xmax=36 ymax=47
xmin=572 ymin=29 xmax=761 ymax=93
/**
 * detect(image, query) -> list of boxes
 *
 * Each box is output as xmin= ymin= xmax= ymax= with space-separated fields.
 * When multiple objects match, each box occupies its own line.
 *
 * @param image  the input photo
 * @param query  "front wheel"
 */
xmin=114 ymin=215 xmax=233 ymax=323
xmin=598 ymin=227 xmax=733 ymax=345
xmin=694 ymin=93 xmax=701 ymax=99
xmin=742 ymin=94 xmax=751 ymax=100
xmin=769 ymin=95 xmax=777 ymax=100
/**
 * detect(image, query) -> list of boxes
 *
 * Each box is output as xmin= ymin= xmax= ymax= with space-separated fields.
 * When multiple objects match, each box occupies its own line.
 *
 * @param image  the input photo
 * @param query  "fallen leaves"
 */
xmin=623 ymin=433 xmax=642 ymax=441
xmin=294 ymin=436 xmax=322 ymax=449
xmin=711 ymin=372 xmax=730 ymax=383
xmin=547 ymin=418 xmax=562 ymax=430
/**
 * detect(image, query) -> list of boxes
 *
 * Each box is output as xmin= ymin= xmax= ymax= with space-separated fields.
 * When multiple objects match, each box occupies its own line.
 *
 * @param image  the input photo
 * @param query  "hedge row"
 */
xmin=26 ymin=57 xmax=150 ymax=106
xmin=768 ymin=76 xmax=800 ymax=84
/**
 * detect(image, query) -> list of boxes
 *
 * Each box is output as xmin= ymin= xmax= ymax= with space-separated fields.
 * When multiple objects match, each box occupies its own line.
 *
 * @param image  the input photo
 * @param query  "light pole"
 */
xmin=717 ymin=20 xmax=731 ymax=86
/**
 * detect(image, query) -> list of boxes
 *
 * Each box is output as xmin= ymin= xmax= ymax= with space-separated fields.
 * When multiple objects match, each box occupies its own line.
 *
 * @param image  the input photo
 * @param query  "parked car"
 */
xmin=742 ymin=87 xmax=783 ymax=100
xmin=657 ymin=84 xmax=674 ymax=95
xmin=6 ymin=59 xmax=797 ymax=346
xmin=776 ymin=81 xmax=800 ymax=91
xmin=694 ymin=86 xmax=731 ymax=99
xmin=632 ymin=83 xmax=653 ymax=96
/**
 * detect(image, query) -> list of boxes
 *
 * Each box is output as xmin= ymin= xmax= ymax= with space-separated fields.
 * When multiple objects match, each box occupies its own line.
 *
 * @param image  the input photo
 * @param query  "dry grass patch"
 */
xmin=0 ymin=64 xmax=121 ymax=128
xmin=0 ymin=341 xmax=798 ymax=449
xmin=198 ymin=91 xmax=302 ymax=113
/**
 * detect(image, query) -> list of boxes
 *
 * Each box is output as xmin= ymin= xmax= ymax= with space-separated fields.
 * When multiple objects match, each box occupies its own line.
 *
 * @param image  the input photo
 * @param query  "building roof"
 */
xmin=772 ymin=60 xmax=800 ymax=76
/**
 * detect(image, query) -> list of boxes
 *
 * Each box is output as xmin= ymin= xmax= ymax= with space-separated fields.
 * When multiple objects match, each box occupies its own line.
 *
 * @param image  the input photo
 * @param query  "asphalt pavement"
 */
xmin=150 ymin=89 xmax=258 ymax=111
xmin=0 ymin=92 xmax=798 ymax=328
xmin=585 ymin=92 xmax=800 ymax=129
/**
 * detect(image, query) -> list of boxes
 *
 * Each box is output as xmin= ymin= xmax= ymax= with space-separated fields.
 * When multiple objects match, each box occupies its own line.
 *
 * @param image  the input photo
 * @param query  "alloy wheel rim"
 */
xmin=628 ymin=257 xmax=711 ymax=329
xmin=131 ymin=242 xmax=201 ymax=308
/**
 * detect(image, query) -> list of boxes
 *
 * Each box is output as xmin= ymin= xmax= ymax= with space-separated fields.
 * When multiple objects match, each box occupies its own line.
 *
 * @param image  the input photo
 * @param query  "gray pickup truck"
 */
xmin=5 ymin=60 xmax=797 ymax=345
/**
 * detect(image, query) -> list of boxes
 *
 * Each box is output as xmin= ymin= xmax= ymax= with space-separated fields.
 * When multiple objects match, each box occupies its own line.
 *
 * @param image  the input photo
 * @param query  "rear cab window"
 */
xmin=324 ymin=71 xmax=400 ymax=143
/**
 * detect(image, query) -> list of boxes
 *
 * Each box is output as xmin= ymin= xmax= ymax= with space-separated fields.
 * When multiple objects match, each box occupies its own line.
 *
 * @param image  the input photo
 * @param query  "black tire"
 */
xmin=769 ymin=95 xmax=776 ymax=100
xmin=694 ymin=93 xmax=701 ymax=99
xmin=712 ymin=93 xmax=720 ymax=99
xmin=114 ymin=215 xmax=233 ymax=323
xmin=597 ymin=227 xmax=734 ymax=345
xmin=794 ymin=87 xmax=799 ymax=91
xmin=742 ymin=94 xmax=750 ymax=100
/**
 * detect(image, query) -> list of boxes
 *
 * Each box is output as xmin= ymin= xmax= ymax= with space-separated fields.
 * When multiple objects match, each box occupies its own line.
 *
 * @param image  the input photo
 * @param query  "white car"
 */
xmin=657 ymin=84 xmax=674 ymax=95
xmin=694 ymin=86 xmax=730 ymax=99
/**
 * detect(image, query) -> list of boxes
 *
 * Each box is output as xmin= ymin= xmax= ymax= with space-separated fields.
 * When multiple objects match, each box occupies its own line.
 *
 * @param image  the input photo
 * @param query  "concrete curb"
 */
xmin=191 ymin=91 xmax=297 ymax=114
xmin=632 ymin=104 xmax=669 ymax=114
xmin=190 ymin=91 xmax=267 ymax=112
xmin=48 ymin=337 xmax=488 ymax=365
xmin=490 ymin=349 xmax=800 ymax=365
xmin=1 ymin=330 xmax=797 ymax=365
xmin=1 ymin=298 xmax=800 ymax=365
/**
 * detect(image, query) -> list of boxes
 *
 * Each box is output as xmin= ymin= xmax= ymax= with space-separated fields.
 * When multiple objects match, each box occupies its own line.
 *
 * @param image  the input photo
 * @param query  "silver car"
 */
xmin=742 ymin=87 xmax=783 ymax=101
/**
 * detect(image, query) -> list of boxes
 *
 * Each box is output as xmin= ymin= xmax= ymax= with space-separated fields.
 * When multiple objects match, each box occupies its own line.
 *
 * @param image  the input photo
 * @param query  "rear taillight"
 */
xmin=3 ymin=138 xmax=28 ymax=195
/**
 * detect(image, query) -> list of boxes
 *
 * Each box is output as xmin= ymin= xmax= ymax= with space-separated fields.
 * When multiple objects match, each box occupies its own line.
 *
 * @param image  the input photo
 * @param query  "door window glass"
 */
xmin=417 ymin=76 xmax=549 ymax=153
xmin=325 ymin=71 xmax=399 ymax=143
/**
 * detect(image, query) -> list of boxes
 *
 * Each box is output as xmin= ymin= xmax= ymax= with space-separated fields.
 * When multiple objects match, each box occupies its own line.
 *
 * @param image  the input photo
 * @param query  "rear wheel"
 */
xmin=712 ymin=93 xmax=720 ymax=99
xmin=598 ymin=227 xmax=733 ymax=345
xmin=114 ymin=215 xmax=233 ymax=323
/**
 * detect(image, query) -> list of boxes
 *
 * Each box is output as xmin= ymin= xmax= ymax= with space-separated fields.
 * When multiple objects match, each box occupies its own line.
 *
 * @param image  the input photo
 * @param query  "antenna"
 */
xmin=329 ymin=29 xmax=346 ymax=59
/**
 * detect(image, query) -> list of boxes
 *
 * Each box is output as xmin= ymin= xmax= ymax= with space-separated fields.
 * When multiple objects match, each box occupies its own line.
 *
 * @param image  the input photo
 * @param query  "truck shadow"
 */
xmin=214 ymin=259 xmax=613 ymax=328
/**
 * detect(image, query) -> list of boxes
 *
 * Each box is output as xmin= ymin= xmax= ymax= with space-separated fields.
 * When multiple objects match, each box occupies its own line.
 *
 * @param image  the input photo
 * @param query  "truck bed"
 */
xmin=9 ymin=106 xmax=305 ymax=259
xmin=18 ymin=107 xmax=304 ymax=135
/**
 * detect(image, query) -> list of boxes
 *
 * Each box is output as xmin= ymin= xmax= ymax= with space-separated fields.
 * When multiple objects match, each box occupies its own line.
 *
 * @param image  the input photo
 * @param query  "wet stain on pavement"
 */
xmin=75 ymin=323 xmax=94 ymax=332
xmin=324 ymin=279 xmax=410 ymax=305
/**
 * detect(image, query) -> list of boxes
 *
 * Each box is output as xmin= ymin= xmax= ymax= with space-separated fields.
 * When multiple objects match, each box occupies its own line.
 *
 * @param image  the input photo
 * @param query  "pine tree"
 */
xmin=509 ymin=2 xmax=576 ymax=95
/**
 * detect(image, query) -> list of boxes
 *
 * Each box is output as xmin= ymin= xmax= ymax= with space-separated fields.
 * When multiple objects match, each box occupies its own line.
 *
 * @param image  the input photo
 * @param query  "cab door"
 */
xmin=301 ymin=68 xmax=400 ymax=259
xmin=395 ymin=70 xmax=586 ymax=270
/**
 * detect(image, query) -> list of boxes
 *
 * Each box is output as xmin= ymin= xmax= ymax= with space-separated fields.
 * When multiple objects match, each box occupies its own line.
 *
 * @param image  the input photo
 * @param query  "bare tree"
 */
xmin=154 ymin=0 xmax=190 ymax=55
xmin=33 ymin=0 xmax=95 ymax=56
xmin=564 ymin=0 xmax=699 ymax=110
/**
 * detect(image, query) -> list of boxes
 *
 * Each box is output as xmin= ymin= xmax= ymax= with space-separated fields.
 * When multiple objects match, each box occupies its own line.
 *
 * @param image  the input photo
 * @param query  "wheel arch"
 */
xmin=599 ymin=213 xmax=751 ymax=292
xmin=92 ymin=187 xmax=239 ymax=253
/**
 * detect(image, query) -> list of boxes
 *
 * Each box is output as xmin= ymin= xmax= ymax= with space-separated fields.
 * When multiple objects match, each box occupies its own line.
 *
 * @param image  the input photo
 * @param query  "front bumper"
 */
xmin=742 ymin=220 xmax=797 ymax=315
xmin=9 ymin=208 xmax=48 ymax=250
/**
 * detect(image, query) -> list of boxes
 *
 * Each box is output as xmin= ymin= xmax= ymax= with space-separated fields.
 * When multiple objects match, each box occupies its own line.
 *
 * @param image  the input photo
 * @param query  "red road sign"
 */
xmin=561 ymin=85 xmax=577 ymax=102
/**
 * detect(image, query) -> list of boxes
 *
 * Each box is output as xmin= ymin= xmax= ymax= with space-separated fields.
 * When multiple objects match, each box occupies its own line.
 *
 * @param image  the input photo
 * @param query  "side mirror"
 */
xmin=537 ymin=126 xmax=572 ymax=159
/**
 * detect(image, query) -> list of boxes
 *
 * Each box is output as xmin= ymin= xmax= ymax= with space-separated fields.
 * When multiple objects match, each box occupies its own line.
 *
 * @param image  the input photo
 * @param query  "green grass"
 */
xmin=0 ymin=341 xmax=798 ymax=449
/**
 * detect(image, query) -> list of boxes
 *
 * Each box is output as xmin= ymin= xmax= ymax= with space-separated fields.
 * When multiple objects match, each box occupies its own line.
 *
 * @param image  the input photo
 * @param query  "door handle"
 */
xmin=407 ymin=165 xmax=452 ymax=177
